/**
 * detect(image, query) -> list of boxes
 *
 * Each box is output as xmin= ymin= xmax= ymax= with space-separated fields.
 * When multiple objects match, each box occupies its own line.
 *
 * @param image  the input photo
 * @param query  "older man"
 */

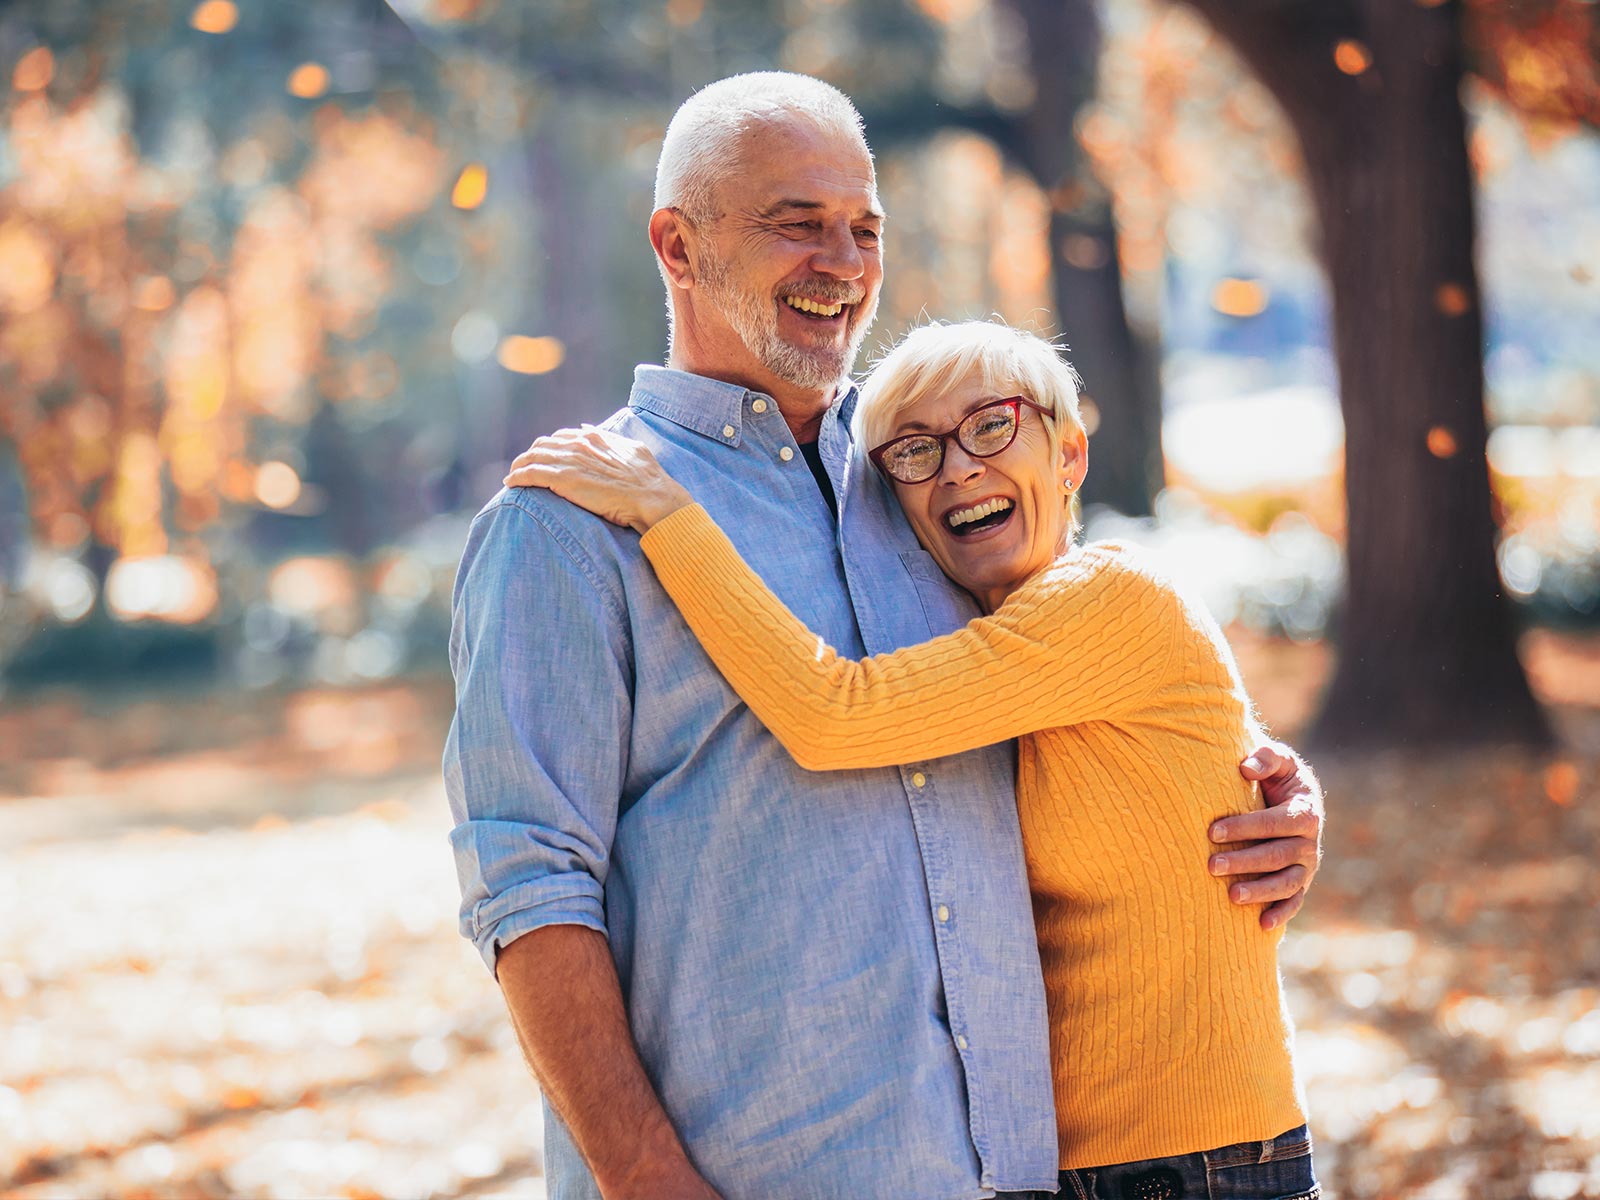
xmin=445 ymin=72 xmax=1323 ymax=1200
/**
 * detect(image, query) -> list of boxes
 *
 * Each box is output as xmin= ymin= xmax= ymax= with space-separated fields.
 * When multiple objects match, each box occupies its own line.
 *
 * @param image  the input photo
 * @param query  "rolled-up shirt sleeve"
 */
xmin=442 ymin=497 xmax=633 ymax=973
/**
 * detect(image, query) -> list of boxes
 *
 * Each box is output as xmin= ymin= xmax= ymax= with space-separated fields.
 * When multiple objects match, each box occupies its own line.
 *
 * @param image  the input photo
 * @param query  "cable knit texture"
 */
xmin=639 ymin=504 xmax=1305 ymax=1167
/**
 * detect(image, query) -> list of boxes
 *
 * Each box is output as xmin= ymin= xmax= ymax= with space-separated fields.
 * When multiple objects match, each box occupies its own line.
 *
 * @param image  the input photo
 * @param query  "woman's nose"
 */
xmin=940 ymin=442 xmax=985 ymax=485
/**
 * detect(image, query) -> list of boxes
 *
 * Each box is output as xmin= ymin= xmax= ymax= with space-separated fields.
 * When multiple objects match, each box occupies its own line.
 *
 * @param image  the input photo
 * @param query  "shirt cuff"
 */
xmin=465 ymin=873 xmax=608 ymax=974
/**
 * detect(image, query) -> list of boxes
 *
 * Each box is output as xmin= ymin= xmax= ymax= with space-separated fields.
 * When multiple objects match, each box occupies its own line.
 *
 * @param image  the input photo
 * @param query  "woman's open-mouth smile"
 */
xmin=941 ymin=495 xmax=1017 ymax=540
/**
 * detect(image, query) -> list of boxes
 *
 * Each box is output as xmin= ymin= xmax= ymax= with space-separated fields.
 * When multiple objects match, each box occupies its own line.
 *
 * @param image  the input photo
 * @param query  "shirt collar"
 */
xmin=630 ymin=364 xmax=860 ymax=447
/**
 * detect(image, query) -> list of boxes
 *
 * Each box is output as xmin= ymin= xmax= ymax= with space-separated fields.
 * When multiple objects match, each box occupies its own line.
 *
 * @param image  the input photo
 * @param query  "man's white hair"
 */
xmin=654 ymin=72 xmax=871 ymax=225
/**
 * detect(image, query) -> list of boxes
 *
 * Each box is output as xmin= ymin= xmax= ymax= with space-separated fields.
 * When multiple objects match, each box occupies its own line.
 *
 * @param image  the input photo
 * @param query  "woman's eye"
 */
xmin=891 ymin=441 xmax=937 ymax=466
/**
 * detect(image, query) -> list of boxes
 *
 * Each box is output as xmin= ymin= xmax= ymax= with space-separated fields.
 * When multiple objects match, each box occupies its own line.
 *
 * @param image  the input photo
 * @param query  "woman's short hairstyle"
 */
xmin=856 ymin=320 xmax=1085 ymax=458
xmin=655 ymin=72 xmax=870 ymax=226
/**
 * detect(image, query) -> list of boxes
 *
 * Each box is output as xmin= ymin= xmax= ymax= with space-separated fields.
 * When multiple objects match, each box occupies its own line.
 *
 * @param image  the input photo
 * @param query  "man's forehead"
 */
xmin=732 ymin=119 xmax=881 ymax=210
xmin=742 ymin=159 xmax=883 ymax=219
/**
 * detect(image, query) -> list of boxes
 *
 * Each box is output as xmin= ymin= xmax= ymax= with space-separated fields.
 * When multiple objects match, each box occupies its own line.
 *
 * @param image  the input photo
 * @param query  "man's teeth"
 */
xmin=947 ymin=498 xmax=1014 ymax=529
xmin=783 ymin=296 xmax=845 ymax=317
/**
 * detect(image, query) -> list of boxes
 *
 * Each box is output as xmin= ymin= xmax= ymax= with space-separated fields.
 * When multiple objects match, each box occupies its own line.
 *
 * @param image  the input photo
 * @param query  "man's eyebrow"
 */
xmin=757 ymin=199 xmax=886 ymax=222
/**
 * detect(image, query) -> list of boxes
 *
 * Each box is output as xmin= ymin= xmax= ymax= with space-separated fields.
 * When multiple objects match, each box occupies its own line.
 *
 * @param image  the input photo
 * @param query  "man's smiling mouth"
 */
xmin=781 ymin=295 xmax=848 ymax=320
xmin=944 ymin=497 xmax=1015 ymax=535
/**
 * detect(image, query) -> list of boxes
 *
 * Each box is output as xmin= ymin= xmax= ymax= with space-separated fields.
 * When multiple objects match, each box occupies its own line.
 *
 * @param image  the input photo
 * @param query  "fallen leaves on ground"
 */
xmin=2 ymin=635 xmax=1598 ymax=1199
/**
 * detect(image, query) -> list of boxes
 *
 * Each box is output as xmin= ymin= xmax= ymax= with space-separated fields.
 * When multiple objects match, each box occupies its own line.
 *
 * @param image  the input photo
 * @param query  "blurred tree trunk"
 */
xmin=1178 ymin=0 xmax=1550 ymax=748
xmin=1004 ymin=0 xmax=1163 ymax=517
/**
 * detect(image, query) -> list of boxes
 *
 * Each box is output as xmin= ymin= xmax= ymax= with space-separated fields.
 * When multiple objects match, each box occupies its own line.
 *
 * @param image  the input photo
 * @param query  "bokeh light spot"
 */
xmin=1212 ymin=278 xmax=1270 ymax=318
xmin=1543 ymin=762 xmax=1579 ymax=807
xmin=1434 ymin=282 xmax=1471 ymax=316
xmin=190 ymin=0 xmax=239 ymax=34
xmin=1334 ymin=40 xmax=1372 ymax=76
xmin=1427 ymin=426 xmax=1459 ymax=459
xmin=451 ymin=311 xmax=499 ymax=364
xmin=39 ymin=559 xmax=96 ymax=623
xmin=287 ymin=62 xmax=330 ymax=99
xmin=106 ymin=556 xmax=219 ymax=624
xmin=429 ymin=0 xmax=495 ymax=20
xmin=497 ymin=335 xmax=564 ymax=375
xmin=666 ymin=0 xmax=704 ymax=26
xmin=0 ymin=220 xmax=57 ymax=313
xmin=133 ymin=276 xmax=176 ymax=312
xmin=255 ymin=461 xmax=303 ymax=509
xmin=12 ymin=46 xmax=54 ymax=92
xmin=1061 ymin=234 xmax=1108 ymax=271
xmin=451 ymin=164 xmax=488 ymax=210
xmin=915 ymin=0 xmax=984 ymax=22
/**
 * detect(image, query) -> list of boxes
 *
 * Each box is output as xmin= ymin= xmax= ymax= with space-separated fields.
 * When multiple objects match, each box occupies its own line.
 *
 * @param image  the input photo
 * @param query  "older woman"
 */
xmin=508 ymin=320 xmax=1317 ymax=1199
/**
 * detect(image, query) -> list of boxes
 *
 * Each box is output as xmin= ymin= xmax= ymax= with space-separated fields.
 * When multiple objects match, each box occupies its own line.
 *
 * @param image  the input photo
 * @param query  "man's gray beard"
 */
xmin=699 ymin=247 xmax=874 ymax=393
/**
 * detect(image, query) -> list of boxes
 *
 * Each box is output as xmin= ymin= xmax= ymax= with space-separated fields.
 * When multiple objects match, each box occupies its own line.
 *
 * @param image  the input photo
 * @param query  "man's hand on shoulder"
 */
xmin=1209 ymin=742 xmax=1324 ymax=931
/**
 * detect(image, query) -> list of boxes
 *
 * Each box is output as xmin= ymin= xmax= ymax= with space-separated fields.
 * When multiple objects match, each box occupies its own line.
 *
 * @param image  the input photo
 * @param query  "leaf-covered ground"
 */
xmin=3 ymin=633 xmax=1598 ymax=1199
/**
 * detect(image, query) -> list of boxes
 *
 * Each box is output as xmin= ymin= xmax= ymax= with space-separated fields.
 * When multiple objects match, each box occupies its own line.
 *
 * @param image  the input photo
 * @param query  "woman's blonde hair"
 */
xmin=856 ymin=320 xmax=1085 ymax=457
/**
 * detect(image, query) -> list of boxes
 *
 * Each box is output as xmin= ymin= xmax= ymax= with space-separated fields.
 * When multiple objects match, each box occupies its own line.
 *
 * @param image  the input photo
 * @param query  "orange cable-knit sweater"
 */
xmin=638 ymin=504 xmax=1305 ymax=1168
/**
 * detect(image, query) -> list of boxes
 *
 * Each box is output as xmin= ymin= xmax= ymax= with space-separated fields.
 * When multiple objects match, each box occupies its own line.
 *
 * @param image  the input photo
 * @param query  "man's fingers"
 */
xmin=1209 ymin=836 xmax=1313 ymax=878
xmin=1260 ymin=890 xmax=1306 ymax=931
xmin=1210 ymin=802 xmax=1319 ymax=844
xmin=1222 ymin=863 xmax=1309 ymax=906
xmin=1238 ymin=743 xmax=1293 ymax=783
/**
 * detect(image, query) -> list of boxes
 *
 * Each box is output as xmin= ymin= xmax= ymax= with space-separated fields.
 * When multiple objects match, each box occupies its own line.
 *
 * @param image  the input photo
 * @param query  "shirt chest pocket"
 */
xmin=898 ymin=550 xmax=980 ymax=637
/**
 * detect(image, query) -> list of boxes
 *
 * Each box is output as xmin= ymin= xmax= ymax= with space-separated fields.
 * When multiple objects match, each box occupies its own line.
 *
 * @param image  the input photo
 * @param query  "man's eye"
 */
xmin=855 ymin=228 xmax=880 ymax=242
xmin=785 ymin=221 xmax=820 ymax=233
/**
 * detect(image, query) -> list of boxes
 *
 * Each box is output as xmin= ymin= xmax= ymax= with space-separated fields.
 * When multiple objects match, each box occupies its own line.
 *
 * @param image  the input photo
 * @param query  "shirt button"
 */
xmin=955 ymin=1034 xmax=969 ymax=1051
xmin=722 ymin=424 xmax=736 ymax=439
xmin=779 ymin=446 xmax=795 ymax=462
xmin=751 ymin=398 xmax=768 ymax=414
xmin=911 ymin=772 xmax=927 ymax=788
xmin=936 ymin=904 xmax=950 ymax=923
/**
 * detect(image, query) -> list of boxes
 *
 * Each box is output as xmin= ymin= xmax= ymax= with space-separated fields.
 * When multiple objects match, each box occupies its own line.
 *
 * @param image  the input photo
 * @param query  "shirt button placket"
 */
xmin=779 ymin=446 xmax=795 ymax=462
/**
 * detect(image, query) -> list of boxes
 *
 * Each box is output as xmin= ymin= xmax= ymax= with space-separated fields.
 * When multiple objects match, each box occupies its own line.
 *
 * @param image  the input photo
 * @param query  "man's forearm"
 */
xmin=496 ymin=925 xmax=718 ymax=1199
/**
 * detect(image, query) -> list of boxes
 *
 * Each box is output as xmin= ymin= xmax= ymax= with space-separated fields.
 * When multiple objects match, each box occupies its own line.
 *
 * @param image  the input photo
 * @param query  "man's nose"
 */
xmin=810 ymin=221 xmax=865 ymax=279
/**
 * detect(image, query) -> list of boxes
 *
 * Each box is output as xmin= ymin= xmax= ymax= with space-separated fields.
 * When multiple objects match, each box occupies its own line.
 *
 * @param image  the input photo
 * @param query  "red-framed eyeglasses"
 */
xmin=868 ymin=396 xmax=1053 ymax=485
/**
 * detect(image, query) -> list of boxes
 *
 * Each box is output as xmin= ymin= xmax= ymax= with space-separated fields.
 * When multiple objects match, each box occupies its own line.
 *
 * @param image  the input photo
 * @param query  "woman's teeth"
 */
xmin=783 ymin=295 xmax=845 ymax=317
xmin=946 ymin=497 xmax=1014 ymax=530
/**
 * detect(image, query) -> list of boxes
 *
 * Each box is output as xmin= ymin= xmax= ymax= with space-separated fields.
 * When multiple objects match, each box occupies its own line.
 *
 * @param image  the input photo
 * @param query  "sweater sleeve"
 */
xmin=639 ymin=504 xmax=1182 ymax=771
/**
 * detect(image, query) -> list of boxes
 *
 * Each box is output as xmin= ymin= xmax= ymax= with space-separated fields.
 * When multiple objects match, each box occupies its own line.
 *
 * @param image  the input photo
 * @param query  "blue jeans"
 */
xmin=1051 ymin=1124 xmax=1318 ymax=1200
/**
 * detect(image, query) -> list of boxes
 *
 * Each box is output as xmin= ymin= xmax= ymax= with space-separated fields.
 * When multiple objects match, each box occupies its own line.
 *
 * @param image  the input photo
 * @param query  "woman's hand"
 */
xmin=504 ymin=426 xmax=694 ymax=534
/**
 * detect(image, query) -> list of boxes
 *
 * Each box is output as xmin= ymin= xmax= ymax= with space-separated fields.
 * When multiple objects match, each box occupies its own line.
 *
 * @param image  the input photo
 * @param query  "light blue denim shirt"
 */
xmin=445 ymin=365 xmax=1058 ymax=1199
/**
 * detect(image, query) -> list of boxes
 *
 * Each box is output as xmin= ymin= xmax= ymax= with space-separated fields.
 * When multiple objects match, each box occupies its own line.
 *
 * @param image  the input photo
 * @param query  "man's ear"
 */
xmin=650 ymin=208 xmax=697 ymax=291
xmin=1058 ymin=425 xmax=1088 ymax=494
